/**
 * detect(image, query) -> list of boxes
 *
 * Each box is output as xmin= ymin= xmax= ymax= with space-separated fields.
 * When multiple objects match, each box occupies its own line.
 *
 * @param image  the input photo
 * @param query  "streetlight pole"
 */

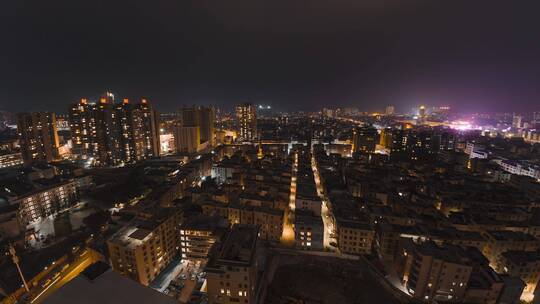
xmin=9 ymin=244 xmax=29 ymax=292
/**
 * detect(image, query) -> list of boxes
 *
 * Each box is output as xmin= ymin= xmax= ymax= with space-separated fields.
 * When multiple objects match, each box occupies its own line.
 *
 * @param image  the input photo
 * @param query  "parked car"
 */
xmin=41 ymin=279 xmax=52 ymax=288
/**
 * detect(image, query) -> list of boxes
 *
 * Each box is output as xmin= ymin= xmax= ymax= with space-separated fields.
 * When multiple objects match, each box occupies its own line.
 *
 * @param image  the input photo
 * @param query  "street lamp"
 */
xmin=9 ymin=244 xmax=29 ymax=292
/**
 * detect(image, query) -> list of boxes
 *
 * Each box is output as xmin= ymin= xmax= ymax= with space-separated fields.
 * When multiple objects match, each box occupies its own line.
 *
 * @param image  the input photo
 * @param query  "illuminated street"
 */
xmin=281 ymin=151 xmax=298 ymax=246
xmin=30 ymin=248 xmax=98 ymax=304
xmin=311 ymin=148 xmax=337 ymax=251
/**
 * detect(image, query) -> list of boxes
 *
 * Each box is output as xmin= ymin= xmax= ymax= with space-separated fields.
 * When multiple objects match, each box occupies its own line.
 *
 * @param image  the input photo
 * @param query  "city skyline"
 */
xmin=1 ymin=95 xmax=540 ymax=303
xmin=3 ymin=2 xmax=540 ymax=304
xmin=3 ymin=0 xmax=540 ymax=113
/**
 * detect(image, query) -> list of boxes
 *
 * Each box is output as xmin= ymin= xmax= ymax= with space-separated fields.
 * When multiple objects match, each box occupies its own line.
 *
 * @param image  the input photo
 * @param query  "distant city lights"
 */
xmin=449 ymin=120 xmax=476 ymax=131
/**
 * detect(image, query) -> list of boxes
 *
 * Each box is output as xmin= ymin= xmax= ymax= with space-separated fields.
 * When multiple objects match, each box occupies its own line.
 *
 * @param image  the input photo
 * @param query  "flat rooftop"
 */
xmin=295 ymin=209 xmax=323 ymax=226
xmin=43 ymin=262 xmax=177 ymax=304
xmin=502 ymin=251 xmax=540 ymax=264
xmin=486 ymin=230 xmax=537 ymax=242
xmin=108 ymin=224 xmax=153 ymax=249
xmin=218 ymin=224 xmax=259 ymax=266
xmin=108 ymin=209 xmax=178 ymax=249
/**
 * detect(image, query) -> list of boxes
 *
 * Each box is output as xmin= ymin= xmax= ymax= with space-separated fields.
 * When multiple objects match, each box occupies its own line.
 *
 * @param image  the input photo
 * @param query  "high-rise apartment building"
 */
xmin=417 ymin=105 xmax=427 ymax=125
xmin=385 ymin=105 xmax=395 ymax=115
xmin=533 ymin=112 xmax=540 ymax=128
xmin=181 ymin=106 xmax=200 ymax=127
xmin=236 ymin=103 xmax=257 ymax=141
xmin=69 ymin=94 xmax=159 ymax=166
xmin=379 ymin=127 xmax=394 ymax=149
xmin=176 ymin=106 xmax=215 ymax=153
xmin=136 ymin=99 xmax=160 ymax=158
xmin=512 ymin=113 xmax=522 ymax=129
xmin=69 ymin=98 xmax=94 ymax=157
xmin=17 ymin=112 xmax=59 ymax=166
xmin=114 ymin=99 xmax=140 ymax=163
xmin=91 ymin=95 xmax=121 ymax=165
xmin=199 ymin=106 xmax=215 ymax=146
xmin=175 ymin=126 xmax=201 ymax=154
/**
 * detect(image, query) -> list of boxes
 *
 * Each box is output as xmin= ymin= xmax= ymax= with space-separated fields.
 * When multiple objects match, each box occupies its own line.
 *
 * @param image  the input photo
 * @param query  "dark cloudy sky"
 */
xmin=1 ymin=0 xmax=540 ymax=113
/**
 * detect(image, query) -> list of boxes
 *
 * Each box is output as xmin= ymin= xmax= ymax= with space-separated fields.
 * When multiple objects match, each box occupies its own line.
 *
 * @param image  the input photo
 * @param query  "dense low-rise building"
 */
xmin=352 ymin=126 xmax=378 ymax=153
xmin=179 ymin=214 xmax=227 ymax=263
xmin=228 ymin=203 xmax=284 ymax=242
xmin=107 ymin=208 xmax=181 ymax=286
xmin=13 ymin=179 xmax=79 ymax=225
xmin=482 ymin=230 xmax=540 ymax=272
xmin=294 ymin=209 xmax=324 ymax=251
xmin=336 ymin=218 xmax=374 ymax=255
xmin=295 ymin=185 xmax=322 ymax=216
xmin=0 ymin=151 xmax=23 ymax=169
xmin=399 ymin=240 xmax=475 ymax=302
xmin=206 ymin=224 xmax=260 ymax=304
xmin=500 ymin=251 xmax=540 ymax=299
xmin=463 ymin=262 xmax=505 ymax=304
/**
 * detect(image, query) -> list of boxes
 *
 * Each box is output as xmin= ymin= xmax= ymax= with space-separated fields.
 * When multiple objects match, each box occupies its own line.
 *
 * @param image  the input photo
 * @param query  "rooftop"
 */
xmin=218 ymin=224 xmax=259 ymax=266
xmin=108 ymin=208 xmax=178 ymax=249
xmin=502 ymin=251 xmax=540 ymax=264
xmin=42 ymin=262 xmax=177 ymax=304
xmin=407 ymin=240 xmax=475 ymax=266
xmin=486 ymin=230 xmax=537 ymax=242
xmin=295 ymin=209 xmax=323 ymax=226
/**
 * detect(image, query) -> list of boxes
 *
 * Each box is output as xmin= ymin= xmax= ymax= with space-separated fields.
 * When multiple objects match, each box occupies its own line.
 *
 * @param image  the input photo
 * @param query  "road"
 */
xmin=311 ymin=150 xmax=337 ymax=251
xmin=281 ymin=151 xmax=298 ymax=246
xmin=28 ymin=248 xmax=98 ymax=304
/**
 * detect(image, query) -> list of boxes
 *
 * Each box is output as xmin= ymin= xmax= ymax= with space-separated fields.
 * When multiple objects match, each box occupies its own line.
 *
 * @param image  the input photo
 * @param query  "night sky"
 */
xmin=2 ymin=0 xmax=540 ymax=113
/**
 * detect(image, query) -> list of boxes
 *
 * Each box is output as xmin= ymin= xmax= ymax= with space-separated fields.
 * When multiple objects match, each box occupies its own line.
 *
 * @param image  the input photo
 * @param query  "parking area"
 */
xmin=152 ymin=260 xmax=207 ymax=304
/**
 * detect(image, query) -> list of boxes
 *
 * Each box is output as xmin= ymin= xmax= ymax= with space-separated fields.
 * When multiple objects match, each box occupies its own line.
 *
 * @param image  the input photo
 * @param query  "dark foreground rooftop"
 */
xmin=43 ymin=262 xmax=177 ymax=304
xmin=265 ymin=254 xmax=406 ymax=304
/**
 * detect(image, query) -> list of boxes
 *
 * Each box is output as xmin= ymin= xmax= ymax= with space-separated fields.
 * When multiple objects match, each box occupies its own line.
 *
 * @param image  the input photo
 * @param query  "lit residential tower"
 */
xmin=68 ymin=94 xmax=160 ymax=166
xmin=17 ymin=112 xmax=59 ymax=166
xmin=175 ymin=106 xmax=215 ymax=153
xmin=236 ymin=103 xmax=257 ymax=141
